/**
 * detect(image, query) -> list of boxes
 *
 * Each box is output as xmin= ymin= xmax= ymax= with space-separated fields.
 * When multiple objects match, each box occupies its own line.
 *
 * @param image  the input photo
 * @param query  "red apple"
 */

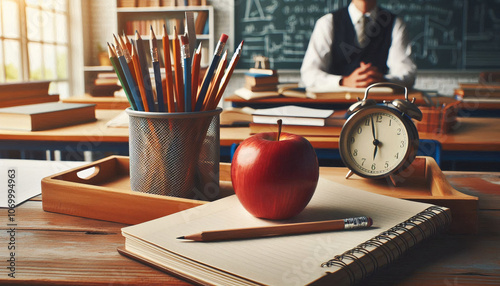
xmin=231 ymin=123 xmax=319 ymax=220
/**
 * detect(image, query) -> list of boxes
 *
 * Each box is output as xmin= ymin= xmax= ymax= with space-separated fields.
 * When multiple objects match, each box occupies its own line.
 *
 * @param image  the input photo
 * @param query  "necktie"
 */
xmin=358 ymin=15 xmax=368 ymax=48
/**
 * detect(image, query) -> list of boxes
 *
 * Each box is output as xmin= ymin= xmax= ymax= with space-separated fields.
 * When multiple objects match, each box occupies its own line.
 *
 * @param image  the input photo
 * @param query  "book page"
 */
xmin=0 ymin=159 xmax=87 ymax=208
xmin=253 ymin=105 xmax=334 ymax=119
xmin=306 ymin=86 xmax=393 ymax=94
xmin=122 ymin=178 xmax=437 ymax=285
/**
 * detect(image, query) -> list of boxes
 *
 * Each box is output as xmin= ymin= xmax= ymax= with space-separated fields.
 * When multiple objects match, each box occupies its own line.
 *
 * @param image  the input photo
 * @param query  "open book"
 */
xmin=120 ymin=178 xmax=450 ymax=285
xmin=252 ymin=105 xmax=334 ymax=126
xmin=306 ymin=86 xmax=393 ymax=100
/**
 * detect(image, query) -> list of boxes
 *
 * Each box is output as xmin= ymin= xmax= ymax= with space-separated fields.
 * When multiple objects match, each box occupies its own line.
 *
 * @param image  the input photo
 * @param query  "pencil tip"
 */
xmin=176 ymin=236 xmax=185 ymax=239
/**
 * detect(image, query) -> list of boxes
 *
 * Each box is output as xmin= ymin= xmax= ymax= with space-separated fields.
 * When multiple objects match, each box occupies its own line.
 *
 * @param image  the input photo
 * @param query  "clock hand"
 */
xmin=371 ymin=115 xmax=379 ymax=159
xmin=370 ymin=115 xmax=376 ymax=140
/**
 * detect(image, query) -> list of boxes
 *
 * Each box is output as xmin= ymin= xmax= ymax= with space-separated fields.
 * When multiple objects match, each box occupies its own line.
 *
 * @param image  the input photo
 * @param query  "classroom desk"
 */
xmin=0 ymin=109 xmax=499 ymax=168
xmin=0 ymin=167 xmax=498 ymax=285
xmin=225 ymin=91 xmax=428 ymax=109
xmin=62 ymin=94 xmax=131 ymax=110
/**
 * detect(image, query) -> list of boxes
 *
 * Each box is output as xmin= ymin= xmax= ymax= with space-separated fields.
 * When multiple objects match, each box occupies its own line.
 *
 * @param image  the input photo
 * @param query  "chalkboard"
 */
xmin=234 ymin=0 xmax=500 ymax=70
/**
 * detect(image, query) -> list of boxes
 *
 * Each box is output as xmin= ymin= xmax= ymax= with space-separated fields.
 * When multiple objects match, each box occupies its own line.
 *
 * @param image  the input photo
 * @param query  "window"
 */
xmin=0 ymin=0 xmax=69 ymax=97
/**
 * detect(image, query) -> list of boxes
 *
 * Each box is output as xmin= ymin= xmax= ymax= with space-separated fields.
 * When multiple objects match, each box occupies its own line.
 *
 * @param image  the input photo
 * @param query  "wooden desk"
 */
xmin=225 ymin=90 xmax=428 ymax=109
xmin=62 ymin=94 xmax=130 ymax=110
xmin=0 ymin=168 xmax=498 ymax=285
xmin=0 ymin=110 xmax=498 ymax=167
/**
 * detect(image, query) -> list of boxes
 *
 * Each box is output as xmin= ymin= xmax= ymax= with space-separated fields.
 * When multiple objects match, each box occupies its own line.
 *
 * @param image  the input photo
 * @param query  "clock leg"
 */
xmin=345 ymin=170 xmax=354 ymax=179
xmin=388 ymin=174 xmax=399 ymax=187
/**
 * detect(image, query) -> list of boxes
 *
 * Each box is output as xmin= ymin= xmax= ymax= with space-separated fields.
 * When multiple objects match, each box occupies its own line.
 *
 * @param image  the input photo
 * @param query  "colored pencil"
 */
xmin=134 ymin=31 xmax=155 ymax=111
xmin=114 ymin=34 xmax=137 ymax=86
xmin=114 ymin=42 xmax=144 ymax=111
xmin=180 ymin=35 xmax=192 ymax=112
xmin=191 ymin=42 xmax=202 ymax=111
xmin=107 ymin=42 xmax=137 ymax=110
xmin=194 ymin=33 xmax=228 ymax=111
xmin=162 ymin=24 xmax=175 ymax=112
xmin=172 ymin=27 xmax=184 ymax=112
xmin=212 ymin=40 xmax=244 ymax=110
xmin=203 ymin=50 xmax=227 ymax=111
xmin=131 ymin=41 xmax=149 ymax=111
xmin=177 ymin=217 xmax=373 ymax=242
xmin=185 ymin=11 xmax=196 ymax=58
xmin=122 ymin=31 xmax=132 ymax=54
xmin=150 ymin=26 xmax=165 ymax=112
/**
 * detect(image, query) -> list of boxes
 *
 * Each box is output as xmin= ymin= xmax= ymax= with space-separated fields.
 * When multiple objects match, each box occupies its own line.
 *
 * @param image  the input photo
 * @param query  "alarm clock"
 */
xmin=339 ymin=82 xmax=422 ymax=184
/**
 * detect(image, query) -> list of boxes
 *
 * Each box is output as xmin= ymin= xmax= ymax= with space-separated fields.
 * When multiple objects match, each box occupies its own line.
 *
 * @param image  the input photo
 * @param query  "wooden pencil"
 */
xmin=212 ymin=40 xmax=244 ymax=110
xmin=130 ymin=41 xmax=149 ymax=112
xmin=194 ymin=33 xmax=228 ymax=111
xmin=113 ymin=42 xmax=144 ymax=111
xmin=172 ymin=26 xmax=184 ymax=112
xmin=134 ymin=30 xmax=155 ymax=110
xmin=177 ymin=217 xmax=373 ymax=242
xmin=203 ymin=50 xmax=227 ymax=111
xmin=150 ymin=26 xmax=165 ymax=112
xmin=180 ymin=35 xmax=192 ymax=112
xmin=191 ymin=42 xmax=202 ymax=112
xmin=107 ymin=42 xmax=137 ymax=110
xmin=114 ymin=34 xmax=137 ymax=87
xmin=162 ymin=24 xmax=175 ymax=112
xmin=122 ymin=31 xmax=132 ymax=54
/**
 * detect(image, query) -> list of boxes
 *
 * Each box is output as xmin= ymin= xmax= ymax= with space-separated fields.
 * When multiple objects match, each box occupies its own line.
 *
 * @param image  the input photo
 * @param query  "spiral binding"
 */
xmin=321 ymin=206 xmax=451 ymax=285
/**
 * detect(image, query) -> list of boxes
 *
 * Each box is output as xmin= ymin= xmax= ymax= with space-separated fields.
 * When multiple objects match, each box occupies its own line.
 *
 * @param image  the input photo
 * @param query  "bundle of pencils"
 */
xmin=107 ymin=27 xmax=244 ymax=113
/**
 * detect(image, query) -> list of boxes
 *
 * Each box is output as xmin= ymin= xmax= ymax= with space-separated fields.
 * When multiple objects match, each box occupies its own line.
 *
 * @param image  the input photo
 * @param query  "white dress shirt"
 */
xmin=300 ymin=3 xmax=416 ymax=88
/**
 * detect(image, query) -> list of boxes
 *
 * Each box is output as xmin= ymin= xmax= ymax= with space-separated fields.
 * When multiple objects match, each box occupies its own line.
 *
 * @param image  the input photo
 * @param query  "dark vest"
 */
xmin=329 ymin=7 xmax=395 ymax=76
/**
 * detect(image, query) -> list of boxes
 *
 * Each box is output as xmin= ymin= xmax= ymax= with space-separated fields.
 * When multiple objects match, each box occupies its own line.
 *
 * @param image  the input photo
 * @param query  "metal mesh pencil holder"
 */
xmin=126 ymin=107 xmax=222 ymax=200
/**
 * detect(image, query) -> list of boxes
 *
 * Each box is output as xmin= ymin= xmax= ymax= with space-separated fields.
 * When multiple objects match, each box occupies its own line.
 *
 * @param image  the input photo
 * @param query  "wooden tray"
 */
xmin=320 ymin=157 xmax=478 ymax=234
xmin=41 ymin=156 xmax=477 ymax=233
xmin=41 ymin=156 xmax=232 ymax=225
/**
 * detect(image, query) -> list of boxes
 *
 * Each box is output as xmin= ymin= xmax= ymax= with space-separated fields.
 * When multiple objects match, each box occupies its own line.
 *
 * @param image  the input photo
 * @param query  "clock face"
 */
xmin=340 ymin=107 xmax=412 ymax=178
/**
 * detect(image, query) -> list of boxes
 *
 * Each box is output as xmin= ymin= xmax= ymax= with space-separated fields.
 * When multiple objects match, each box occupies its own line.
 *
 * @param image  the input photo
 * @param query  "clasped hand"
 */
xmin=341 ymin=62 xmax=384 ymax=88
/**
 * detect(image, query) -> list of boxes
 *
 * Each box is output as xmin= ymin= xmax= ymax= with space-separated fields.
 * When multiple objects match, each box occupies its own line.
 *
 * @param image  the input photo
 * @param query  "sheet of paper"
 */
xmin=253 ymin=105 xmax=334 ymax=118
xmin=123 ymin=178 xmax=437 ymax=285
xmin=105 ymin=110 xmax=128 ymax=128
xmin=0 ymin=159 xmax=87 ymax=208
xmin=306 ymin=85 xmax=393 ymax=94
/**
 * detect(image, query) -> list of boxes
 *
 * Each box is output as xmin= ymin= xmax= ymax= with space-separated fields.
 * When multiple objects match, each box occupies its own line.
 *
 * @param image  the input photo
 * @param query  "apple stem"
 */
xmin=277 ymin=119 xmax=282 ymax=141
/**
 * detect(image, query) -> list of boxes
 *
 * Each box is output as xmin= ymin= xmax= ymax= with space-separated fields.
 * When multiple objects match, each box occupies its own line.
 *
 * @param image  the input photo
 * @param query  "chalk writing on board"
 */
xmin=234 ymin=0 xmax=344 ymax=70
xmin=234 ymin=0 xmax=500 ymax=70
xmin=380 ymin=1 xmax=464 ymax=69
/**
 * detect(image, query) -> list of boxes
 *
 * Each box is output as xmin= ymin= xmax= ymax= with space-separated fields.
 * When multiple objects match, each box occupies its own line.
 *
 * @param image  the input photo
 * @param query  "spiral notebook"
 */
xmin=119 ymin=178 xmax=451 ymax=285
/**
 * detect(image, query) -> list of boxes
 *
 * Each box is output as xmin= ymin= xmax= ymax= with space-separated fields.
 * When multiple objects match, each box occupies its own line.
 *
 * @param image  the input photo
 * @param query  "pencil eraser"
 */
xmin=367 ymin=217 xmax=373 ymax=227
xmin=219 ymin=34 xmax=228 ymax=43
xmin=180 ymin=35 xmax=189 ymax=45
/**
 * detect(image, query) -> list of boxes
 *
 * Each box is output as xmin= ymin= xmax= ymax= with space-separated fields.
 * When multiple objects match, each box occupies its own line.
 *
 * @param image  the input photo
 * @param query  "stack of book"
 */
xmin=0 ymin=102 xmax=96 ymax=131
xmin=454 ymin=83 xmax=500 ymax=103
xmin=415 ymin=98 xmax=461 ymax=134
xmin=234 ymin=68 xmax=281 ymax=100
xmin=245 ymin=68 xmax=279 ymax=92
xmin=249 ymin=105 xmax=346 ymax=136
xmin=125 ymin=19 xmax=167 ymax=36
xmin=0 ymin=81 xmax=59 ymax=108
xmin=118 ymin=0 xmax=207 ymax=8
xmin=89 ymin=73 xmax=122 ymax=97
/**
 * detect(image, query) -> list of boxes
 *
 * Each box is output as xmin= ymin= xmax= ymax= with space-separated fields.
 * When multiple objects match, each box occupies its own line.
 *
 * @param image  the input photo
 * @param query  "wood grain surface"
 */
xmin=0 ymin=169 xmax=499 ymax=285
